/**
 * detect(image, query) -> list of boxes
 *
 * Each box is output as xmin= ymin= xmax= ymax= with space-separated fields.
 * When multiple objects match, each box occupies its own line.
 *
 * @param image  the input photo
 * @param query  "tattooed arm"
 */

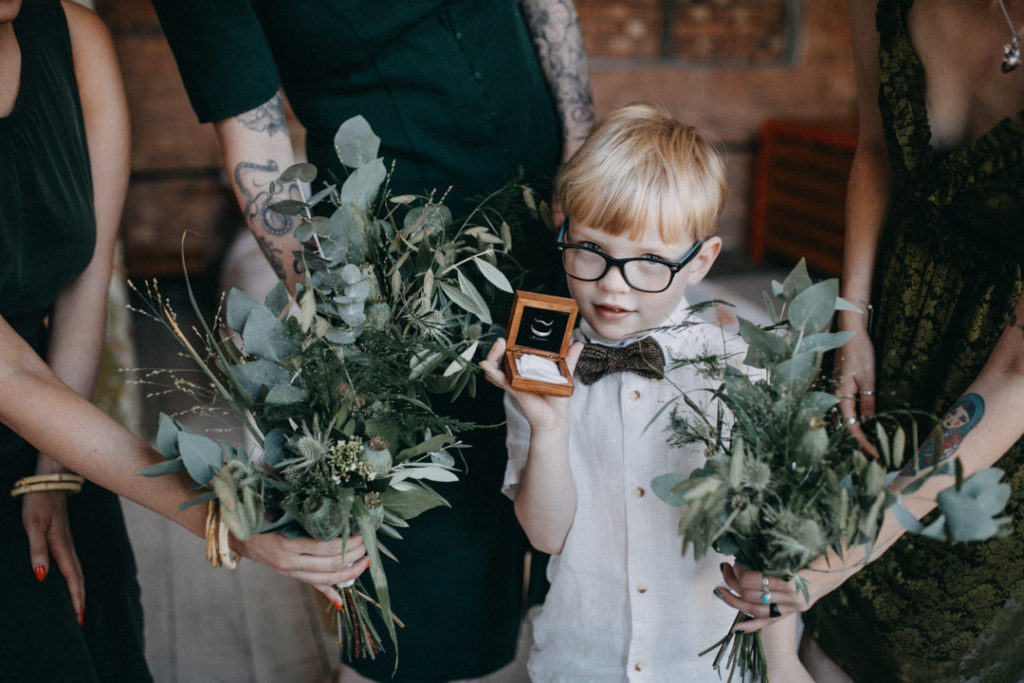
xmin=719 ymin=291 xmax=1024 ymax=631
xmin=214 ymin=92 xmax=305 ymax=291
xmin=518 ymin=0 xmax=594 ymax=161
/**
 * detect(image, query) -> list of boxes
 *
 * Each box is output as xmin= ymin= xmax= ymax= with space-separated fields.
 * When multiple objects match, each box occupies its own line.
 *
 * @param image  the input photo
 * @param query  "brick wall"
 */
xmin=578 ymin=0 xmax=794 ymax=64
xmin=585 ymin=0 xmax=857 ymax=253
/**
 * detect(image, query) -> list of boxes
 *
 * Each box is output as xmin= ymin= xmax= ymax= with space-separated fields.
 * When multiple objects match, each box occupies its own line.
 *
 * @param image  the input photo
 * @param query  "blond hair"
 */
xmin=556 ymin=102 xmax=727 ymax=243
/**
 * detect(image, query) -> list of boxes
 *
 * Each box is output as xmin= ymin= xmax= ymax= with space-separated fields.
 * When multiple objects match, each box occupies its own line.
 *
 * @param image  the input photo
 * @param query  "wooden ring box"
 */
xmin=504 ymin=290 xmax=578 ymax=397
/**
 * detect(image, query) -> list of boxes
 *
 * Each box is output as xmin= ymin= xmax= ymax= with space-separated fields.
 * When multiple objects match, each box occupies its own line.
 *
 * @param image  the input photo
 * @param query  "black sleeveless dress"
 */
xmin=803 ymin=0 xmax=1024 ymax=680
xmin=0 ymin=1 xmax=150 ymax=680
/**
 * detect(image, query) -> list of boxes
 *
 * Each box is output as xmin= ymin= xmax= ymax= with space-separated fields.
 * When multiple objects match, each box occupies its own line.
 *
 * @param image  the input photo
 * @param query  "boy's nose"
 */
xmin=597 ymin=263 xmax=632 ymax=293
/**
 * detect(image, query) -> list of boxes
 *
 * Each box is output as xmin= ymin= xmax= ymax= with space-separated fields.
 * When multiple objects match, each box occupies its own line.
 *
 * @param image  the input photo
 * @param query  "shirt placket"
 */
xmin=621 ymin=374 xmax=652 ymax=680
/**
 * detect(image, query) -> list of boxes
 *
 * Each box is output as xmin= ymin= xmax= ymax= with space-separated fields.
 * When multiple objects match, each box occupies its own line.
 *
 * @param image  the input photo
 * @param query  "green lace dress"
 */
xmin=802 ymin=0 xmax=1024 ymax=680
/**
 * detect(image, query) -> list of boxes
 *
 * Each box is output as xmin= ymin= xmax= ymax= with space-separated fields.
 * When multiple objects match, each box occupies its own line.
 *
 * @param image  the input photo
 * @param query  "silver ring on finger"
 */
xmin=860 ymin=390 xmax=874 ymax=397
xmin=845 ymin=417 xmax=857 ymax=426
xmin=761 ymin=575 xmax=772 ymax=604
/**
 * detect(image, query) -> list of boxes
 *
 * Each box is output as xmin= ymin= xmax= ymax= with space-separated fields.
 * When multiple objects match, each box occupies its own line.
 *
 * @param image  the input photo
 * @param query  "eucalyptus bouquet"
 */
xmin=653 ymin=260 xmax=1012 ymax=682
xmin=134 ymin=116 xmax=531 ymax=660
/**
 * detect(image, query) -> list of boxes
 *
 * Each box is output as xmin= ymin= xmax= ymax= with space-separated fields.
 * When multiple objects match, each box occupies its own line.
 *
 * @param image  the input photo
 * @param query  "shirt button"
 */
xmin=454 ymin=31 xmax=464 ymax=42
xmin=630 ymin=390 xmax=641 ymax=401
xmin=488 ymin=110 xmax=498 ymax=121
xmin=633 ymin=486 xmax=645 ymax=498
xmin=634 ymin=660 xmax=645 ymax=671
xmin=636 ymin=582 xmax=648 ymax=594
xmin=474 ymin=70 xmax=483 ymax=82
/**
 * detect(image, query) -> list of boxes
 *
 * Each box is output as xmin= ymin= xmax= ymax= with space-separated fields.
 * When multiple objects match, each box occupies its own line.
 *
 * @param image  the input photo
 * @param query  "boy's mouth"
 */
xmin=593 ymin=302 xmax=633 ymax=319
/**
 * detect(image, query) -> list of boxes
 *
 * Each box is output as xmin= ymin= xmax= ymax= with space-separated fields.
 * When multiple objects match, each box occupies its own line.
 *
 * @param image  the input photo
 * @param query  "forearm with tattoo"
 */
xmin=233 ymin=158 xmax=297 ymax=237
xmin=901 ymin=393 xmax=985 ymax=474
xmin=518 ymin=0 xmax=595 ymax=154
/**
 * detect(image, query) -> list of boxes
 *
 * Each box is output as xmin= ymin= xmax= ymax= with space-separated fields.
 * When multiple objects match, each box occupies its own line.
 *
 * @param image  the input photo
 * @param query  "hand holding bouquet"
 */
xmin=133 ymin=116 xmax=534 ymax=661
xmin=653 ymin=260 xmax=1012 ymax=682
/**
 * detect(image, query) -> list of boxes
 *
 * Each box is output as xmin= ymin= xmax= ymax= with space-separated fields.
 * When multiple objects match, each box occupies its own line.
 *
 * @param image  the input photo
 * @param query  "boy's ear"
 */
xmin=684 ymin=236 xmax=722 ymax=285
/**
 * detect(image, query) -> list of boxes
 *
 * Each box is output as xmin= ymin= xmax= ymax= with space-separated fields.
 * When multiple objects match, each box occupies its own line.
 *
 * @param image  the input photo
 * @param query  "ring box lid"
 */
xmin=504 ymin=290 xmax=578 ymax=396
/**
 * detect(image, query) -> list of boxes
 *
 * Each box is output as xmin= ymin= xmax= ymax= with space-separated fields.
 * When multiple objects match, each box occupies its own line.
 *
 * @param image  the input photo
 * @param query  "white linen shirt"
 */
xmin=503 ymin=297 xmax=742 ymax=683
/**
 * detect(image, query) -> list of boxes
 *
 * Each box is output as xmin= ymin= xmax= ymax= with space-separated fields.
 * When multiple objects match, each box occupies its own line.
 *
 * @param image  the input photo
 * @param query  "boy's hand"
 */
xmin=479 ymin=337 xmax=584 ymax=431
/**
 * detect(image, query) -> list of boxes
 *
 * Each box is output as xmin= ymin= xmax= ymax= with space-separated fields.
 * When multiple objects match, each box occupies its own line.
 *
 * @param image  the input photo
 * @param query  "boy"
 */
xmin=480 ymin=103 xmax=808 ymax=681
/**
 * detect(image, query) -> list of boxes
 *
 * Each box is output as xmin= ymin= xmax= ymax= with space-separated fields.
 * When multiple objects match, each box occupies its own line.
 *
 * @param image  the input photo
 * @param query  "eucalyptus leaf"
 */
xmin=177 ymin=431 xmax=225 ymax=486
xmin=771 ymin=351 xmax=819 ymax=398
xmin=308 ymin=183 xmax=337 ymax=207
xmin=340 ymin=157 xmax=386 ymax=211
xmin=795 ymin=331 xmax=854 ymax=355
xmin=334 ymin=115 xmax=381 ymax=168
xmin=311 ymin=216 xmax=334 ymax=238
xmin=787 ymin=279 xmax=839 ymax=334
xmin=155 ymin=412 xmax=185 ymax=459
xmin=278 ymin=162 xmax=318 ymax=184
xmin=936 ymin=470 xmax=1012 ymax=541
xmin=241 ymin=306 xmax=296 ymax=362
xmin=780 ymin=258 xmax=812 ymax=302
xmin=229 ymin=360 xmax=292 ymax=399
xmin=835 ymin=296 xmax=863 ymax=313
xmin=268 ymin=199 xmax=309 ymax=217
xmin=261 ymin=427 xmax=289 ymax=468
xmin=797 ymin=392 xmax=840 ymax=422
xmin=264 ymin=281 xmax=291 ymax=315
xmin=652 ymin=473 xmax=690 ymax=506
xmin=225 ymin=288 xmax=263 ymax=333
xmin=139 ymin=458 xmax=187 ymax=477
xmin=737 ymin=317 xmax=790 ymax=368
xmin=264 ymin=384 xmax=308 ymax=405
xmin=294 ymin=221 xmax=314 ymax=242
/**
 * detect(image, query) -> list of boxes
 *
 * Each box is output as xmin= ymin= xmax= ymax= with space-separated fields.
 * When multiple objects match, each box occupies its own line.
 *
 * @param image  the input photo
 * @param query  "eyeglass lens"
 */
xmin=561 ymin=247 xmax=675 ymax=292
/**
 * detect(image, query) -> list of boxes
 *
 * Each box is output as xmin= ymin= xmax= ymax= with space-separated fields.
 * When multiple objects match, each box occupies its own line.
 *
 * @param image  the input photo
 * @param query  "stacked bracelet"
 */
xmin=844 ymin=296 xmax=874 ymax=333
xmin=10 ymin=473 xmax=85 ymax=498
xmin=205 ymin=500 xmax=240 ymax=569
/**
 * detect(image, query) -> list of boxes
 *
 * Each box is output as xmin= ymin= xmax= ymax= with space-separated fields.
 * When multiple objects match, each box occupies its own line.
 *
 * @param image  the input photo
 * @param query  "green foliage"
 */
xmin=133 ymin=115 xmax=535 ymax=662
xmin=653 ymin=258 xmax=1011 ymax=682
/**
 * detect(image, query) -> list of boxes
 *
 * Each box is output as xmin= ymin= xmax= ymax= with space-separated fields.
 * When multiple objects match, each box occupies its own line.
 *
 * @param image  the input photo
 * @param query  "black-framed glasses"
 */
xmin=555 ymin=219 xmax=703 ymax=293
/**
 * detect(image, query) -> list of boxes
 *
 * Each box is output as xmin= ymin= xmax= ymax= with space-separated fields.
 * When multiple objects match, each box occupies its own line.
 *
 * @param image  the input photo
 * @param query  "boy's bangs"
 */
xmin=566 ymin=188 xmax=694 ymax=245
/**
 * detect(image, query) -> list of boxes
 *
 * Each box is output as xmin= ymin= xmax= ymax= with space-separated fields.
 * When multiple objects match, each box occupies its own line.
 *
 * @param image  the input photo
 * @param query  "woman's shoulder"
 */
xmin=61 ymin=1 xmax=116 ymax=59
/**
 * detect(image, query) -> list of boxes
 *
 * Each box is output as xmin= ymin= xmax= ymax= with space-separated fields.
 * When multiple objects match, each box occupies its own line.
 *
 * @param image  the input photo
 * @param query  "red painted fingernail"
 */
xmin=77 ymin=607 xmax=84 ymax=626
xmin=34 ymin=565 xmax=46 ymax=582
xmin=333 ymin=601 xmax=343 ymax=611
xmin=364 ymin=558 xmax=370 ymax=569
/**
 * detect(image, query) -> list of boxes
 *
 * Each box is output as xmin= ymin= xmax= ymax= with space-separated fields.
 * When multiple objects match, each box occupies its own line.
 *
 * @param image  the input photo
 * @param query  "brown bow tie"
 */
xmin=574 ymin=336 xmax=665 ymax=385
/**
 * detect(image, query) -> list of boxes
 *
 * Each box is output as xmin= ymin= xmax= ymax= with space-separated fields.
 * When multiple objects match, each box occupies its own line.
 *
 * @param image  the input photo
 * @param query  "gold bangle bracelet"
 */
xmin=10 ymin=473 xmax=85 ymax=498
xmin=204 ymin=500 xmax=240 ymax=570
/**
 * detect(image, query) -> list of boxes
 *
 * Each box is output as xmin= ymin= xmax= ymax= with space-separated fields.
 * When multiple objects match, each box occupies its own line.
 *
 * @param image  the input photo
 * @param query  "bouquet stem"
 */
xmin=333 ymin=581 xmax=406 ymax=660
xmin=700 ymin=612 xmax=768 ymax=682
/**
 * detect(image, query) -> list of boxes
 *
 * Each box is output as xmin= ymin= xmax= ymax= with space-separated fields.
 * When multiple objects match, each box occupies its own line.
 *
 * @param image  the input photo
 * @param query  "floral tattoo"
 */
xmin=519 ymin=0 xmax=595 ymax=149
xmin=902 ymin=393 xmax=984 ymax=474
xmin=237 ymin=93 xmax=287 ymax=136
